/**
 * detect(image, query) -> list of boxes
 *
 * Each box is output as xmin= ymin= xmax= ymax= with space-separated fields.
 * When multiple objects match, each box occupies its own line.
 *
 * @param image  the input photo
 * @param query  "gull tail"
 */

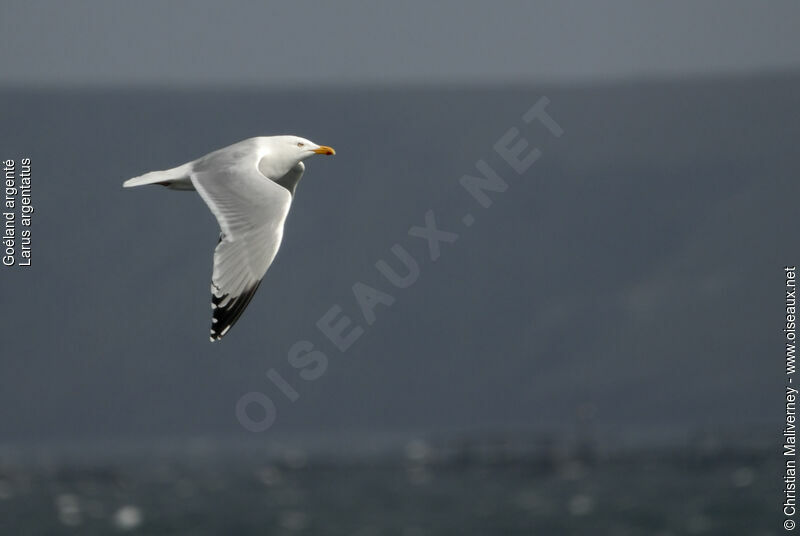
xmin=123 ymin=163 xmax=194 ymax=190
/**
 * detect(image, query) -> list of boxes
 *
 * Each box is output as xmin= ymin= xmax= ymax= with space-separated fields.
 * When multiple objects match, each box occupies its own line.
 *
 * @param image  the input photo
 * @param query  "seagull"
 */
xmin=123 ymin=136 xmax=336 ymax=341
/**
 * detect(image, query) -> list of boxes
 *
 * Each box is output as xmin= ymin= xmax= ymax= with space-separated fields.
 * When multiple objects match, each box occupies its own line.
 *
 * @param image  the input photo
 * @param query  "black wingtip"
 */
xmin=208 ymin=281 xmax=262 ymax=341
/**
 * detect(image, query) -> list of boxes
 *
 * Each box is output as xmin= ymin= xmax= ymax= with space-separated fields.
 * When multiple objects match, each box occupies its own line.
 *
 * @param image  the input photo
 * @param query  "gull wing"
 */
xmin=191 ymin=154 xmax=293 ymax=341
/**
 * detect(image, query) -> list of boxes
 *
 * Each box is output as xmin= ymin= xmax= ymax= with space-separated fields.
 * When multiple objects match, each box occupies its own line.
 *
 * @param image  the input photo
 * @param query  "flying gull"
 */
xmin=123 ymin=136 xmax=336 ymax=341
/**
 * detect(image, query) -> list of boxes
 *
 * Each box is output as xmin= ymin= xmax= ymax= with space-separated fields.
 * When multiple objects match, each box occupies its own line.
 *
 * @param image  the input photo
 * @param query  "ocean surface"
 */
xmin=0 ymin=436 xmax=777 ymax=535
xmin=1 ymin=76 xmax=796 ymax=533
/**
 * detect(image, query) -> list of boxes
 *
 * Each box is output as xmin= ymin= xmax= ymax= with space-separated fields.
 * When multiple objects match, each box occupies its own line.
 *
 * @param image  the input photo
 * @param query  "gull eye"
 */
xmin=297 ymin=142 xmax=305 ymax=147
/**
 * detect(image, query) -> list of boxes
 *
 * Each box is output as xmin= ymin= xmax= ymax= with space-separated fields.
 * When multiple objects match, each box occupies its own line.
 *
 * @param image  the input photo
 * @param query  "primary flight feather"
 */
xmin=123 ymin=135 xmax=336 ymax=341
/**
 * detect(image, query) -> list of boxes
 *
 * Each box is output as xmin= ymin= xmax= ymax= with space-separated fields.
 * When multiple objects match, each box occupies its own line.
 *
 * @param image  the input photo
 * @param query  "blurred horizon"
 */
xmin=3 ymin=66 xmax=800 ymax=91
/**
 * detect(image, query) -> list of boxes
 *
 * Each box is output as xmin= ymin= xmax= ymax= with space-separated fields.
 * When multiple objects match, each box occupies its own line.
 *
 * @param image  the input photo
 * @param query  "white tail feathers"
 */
xmin=123 ymin=164 xmax=193 ymax=189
